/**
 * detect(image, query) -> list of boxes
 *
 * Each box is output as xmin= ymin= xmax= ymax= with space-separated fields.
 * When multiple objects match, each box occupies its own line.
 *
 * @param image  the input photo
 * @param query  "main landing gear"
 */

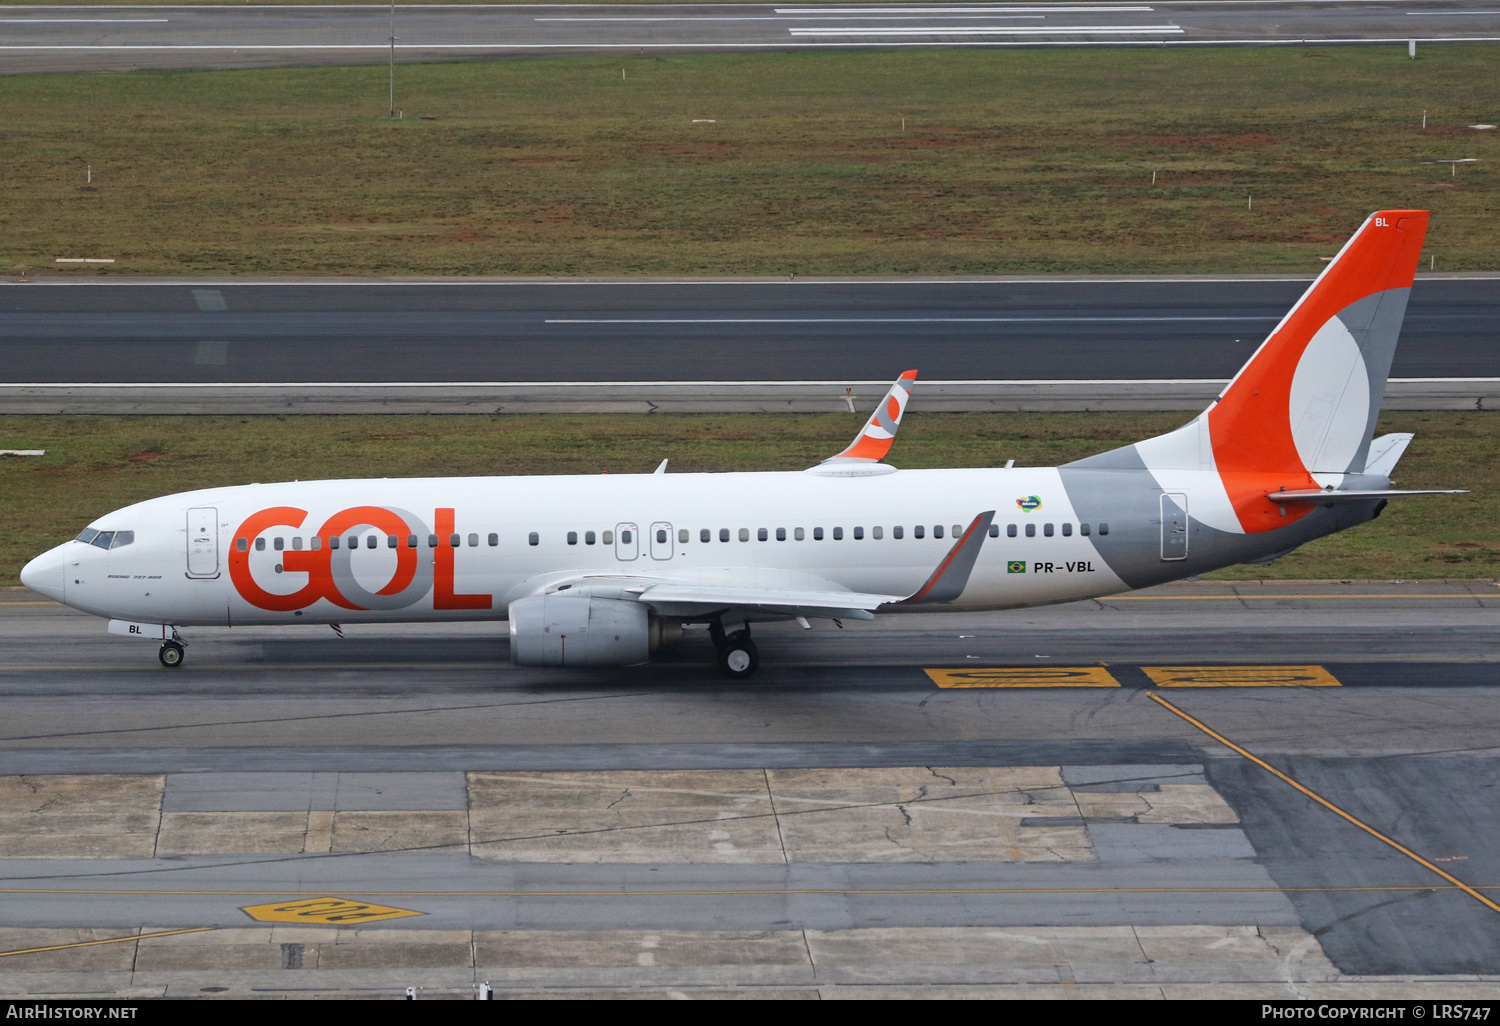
xmin=159 ymin=640 xmax=185 ymax=668
xmin=710 ymin=621 xmax=758 ymax=680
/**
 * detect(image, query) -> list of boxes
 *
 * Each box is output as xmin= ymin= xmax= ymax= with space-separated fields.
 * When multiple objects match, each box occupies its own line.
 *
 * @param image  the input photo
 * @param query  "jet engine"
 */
xmin=508 ymin=593 xmax=655 ymax=667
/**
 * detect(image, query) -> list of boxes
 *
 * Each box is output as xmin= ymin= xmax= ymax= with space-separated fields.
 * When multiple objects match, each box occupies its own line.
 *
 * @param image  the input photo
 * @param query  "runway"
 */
xmin=1 ymin=580 xmax=1499 ymax=995
xmin=3 ymin=276 xmax=1497 ymax=385
xmin=3 ymin=1 xmax=1500 ymax=74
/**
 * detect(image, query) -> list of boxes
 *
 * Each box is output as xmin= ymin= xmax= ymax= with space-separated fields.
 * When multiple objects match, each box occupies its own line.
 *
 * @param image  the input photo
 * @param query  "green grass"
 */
xmin=1 ymin=47 xmax=1496 ymax=277
xmin=0 ymin=412 xmax=1492 ymax=586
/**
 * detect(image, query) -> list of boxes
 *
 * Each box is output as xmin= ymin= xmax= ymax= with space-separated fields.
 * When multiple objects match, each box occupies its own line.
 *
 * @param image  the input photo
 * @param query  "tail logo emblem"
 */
xmin=1015 ymin=496 xmax=1043 ymax=512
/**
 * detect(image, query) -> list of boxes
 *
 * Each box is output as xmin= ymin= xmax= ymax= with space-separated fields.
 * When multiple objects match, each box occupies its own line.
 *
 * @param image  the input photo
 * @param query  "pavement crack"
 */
xmin=605 ymin=789 xmax=633 ymax=810
xmin=896 ymin=805 xmax=913 ymax=828
xmin=926 ymin=767 xmax=957 ymax=786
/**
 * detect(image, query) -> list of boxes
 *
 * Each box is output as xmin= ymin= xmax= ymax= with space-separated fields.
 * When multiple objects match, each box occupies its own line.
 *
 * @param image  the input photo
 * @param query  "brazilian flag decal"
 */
xmin=1007 ymin=560 xmax=1026 ymax=574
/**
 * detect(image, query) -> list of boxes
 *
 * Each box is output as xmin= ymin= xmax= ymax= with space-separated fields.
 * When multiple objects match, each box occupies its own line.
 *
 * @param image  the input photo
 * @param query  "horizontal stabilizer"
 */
xmin=1363 ymin=433 xmax=1413 ymax=477
xmin=1270 ymin=488 xmax=1466 ymax=505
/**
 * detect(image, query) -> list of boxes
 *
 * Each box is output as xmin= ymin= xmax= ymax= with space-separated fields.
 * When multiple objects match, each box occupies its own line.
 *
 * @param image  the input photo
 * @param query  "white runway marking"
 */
xmin=789 ymin=24 xmax=1184 ymax=33
xmin=536 ymin=16 xmax=1048 ymax=21
xmin=546 ymin=316 xmax=1274 ymax=324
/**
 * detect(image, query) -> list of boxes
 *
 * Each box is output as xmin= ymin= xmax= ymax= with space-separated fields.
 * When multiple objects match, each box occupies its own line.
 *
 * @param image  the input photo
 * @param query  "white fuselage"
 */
xmin=39 ymin=466 xmax=1132 ymax=627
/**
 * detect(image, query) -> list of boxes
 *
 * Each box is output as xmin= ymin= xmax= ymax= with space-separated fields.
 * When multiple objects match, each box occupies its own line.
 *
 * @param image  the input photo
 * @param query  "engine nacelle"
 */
xmin=508 ymin=594 xmax=650 ymax=667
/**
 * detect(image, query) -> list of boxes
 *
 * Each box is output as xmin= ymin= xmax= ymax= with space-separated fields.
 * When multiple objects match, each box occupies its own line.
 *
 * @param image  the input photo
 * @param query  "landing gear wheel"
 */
xmin=159 ymin=641 xmax=185 ymax=668
xmin=716 ymin=632 xmax=758 ymax=679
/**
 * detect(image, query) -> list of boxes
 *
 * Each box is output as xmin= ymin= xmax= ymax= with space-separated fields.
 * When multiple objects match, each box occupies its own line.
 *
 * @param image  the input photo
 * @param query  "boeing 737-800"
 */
xmin=21 ymin=210 xmax=1459 ymax=677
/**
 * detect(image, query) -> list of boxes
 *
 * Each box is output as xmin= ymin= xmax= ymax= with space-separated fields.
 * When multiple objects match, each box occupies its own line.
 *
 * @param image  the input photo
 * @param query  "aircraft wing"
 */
xmin=635 ymin=510 xmax=997 ymax=619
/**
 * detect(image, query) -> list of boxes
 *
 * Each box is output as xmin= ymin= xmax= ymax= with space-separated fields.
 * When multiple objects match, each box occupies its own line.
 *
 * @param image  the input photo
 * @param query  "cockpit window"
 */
xmin=77 ymin=528 xmax=134 ymax=549
xmin=110 ymin=531 xmax=135 ymax=549
xmin=91 ymin=531 xmax=115 ymax=550
xmin=76 ymin=528 xmax=99 ymax=545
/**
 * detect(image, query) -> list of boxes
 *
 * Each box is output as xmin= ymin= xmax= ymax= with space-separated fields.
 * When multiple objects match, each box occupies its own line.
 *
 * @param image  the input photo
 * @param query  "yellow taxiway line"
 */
xmin=1149 ymin=692 xmax=1500 ymax=916
xmin=0 ymin=926 xmax=212 ymax=959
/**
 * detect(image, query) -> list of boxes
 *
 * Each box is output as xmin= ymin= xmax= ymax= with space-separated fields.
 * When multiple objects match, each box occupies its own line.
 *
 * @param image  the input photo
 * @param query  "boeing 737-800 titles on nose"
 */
xmin=22 ymin=211 xmax=1462 ymax=677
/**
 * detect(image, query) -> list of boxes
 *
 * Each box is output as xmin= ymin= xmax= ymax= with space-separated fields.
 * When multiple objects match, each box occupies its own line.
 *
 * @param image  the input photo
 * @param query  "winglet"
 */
xmin=895 ymin=510 xmax=995 ymax=606
xmin=820 ymin=370 xmax=918 ymax=465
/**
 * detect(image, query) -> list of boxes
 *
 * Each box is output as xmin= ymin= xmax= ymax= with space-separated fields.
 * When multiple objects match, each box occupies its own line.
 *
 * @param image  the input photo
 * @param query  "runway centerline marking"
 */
xmin=1148 ymin=693 xmax=1500 ymax=916
xmin=545 ymin=316 xmax=1273 ymax=324
xmin=1143 ymin=665 xmax=1341 ymax=687
xmin=926 ymin=666 xmax=1119 ymax=687
xmin=0 ymin=927 xmax=211 ymax=959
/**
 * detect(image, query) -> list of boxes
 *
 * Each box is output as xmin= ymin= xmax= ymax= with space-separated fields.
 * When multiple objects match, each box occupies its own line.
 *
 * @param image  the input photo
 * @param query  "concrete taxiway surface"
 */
xmin=1 ymin=581 xmax=1499 ymax=996
xmin=3 ymin=1 xmax=1500 ymax=74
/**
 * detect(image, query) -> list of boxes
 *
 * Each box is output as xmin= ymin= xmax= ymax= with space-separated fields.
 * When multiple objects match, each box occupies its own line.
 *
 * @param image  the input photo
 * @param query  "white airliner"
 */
xmin=22 ymin=210 xmax=1459 ymax=677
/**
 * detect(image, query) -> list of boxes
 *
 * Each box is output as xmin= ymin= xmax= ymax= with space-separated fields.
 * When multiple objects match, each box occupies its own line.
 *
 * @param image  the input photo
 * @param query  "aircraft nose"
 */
xmin=20 ymin=547 xmax=66 ymax=603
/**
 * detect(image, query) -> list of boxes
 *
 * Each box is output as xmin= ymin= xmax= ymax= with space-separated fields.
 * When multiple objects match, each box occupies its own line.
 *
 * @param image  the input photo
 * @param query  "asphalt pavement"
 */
xmin=2 ymin=1 xmax=1499 ymax=73
xmin=4 ymin=276 xmax=1498 ymax=385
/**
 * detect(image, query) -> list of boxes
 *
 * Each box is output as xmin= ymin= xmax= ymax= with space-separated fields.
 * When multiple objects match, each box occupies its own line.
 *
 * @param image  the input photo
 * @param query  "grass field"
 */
xmin=0 ymin=411 xmax=1492 ymax=586
xmin=1 ymin=47 xmax=1496 ymax=277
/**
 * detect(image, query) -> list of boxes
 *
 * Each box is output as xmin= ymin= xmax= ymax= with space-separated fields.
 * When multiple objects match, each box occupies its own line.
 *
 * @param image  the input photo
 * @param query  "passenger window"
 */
xmin=273 ymin=537 xmax=284 ymax=551
xmin=1025 ymin=524 xmax=1036 ymax=538
xmin=914 ymin=525 xmax=924 ymax=539
xmin=757 ymin=528 xmax=767 ymax=541
xmin=1007 ymin=524 xmax=1017 ymax=538
xmin=366 ymin=535 xmax=378 ymax=549
xmin=1099 ymin=522 xmax=1110 ymax=536
xmin=719 ymin=528 xmax=729 ymax=543
xmin=387 ymin=534 xmax=398 ymax=548
xmin=588 ymin=531 xmax=598 ymax=545
xmin=739 ymin=528 xmax=750 ymax=542
xmin=873 ymin=526 xmax=883 ymax=540
xmin=988 ymin=525 xmax=998 ymax=538
xmin=833 ymin=527 xmax=844 ymax=540
xmin=700 ymin=529 xmax=710 ymax=543
xmin=679 ymin=529 xmax=689 ymax=543
xmin=330 ymin=536 xmax=340 ymax=550
xmin=568 ymin=531 xmax=578 ymax=546
xmin=348 ymin=536 xmax=360 ymax=550
xmin=428 ymin=534 xmax=438 ymax=548
xmin=1062 ymin=523 xmax=1073 ymax=537
xmin=893 ymin=526 xmax=903 ymax=539
xmin=622 ymin=530 xmax=632 ymax=544
xmin=933 ymin=526 xmax=944 ymax=540
xmin=528 ymin=532 xmax=539 ymax=546
xmin=255 ymin=538 xmax=266 ymax=552
xmin=1080 ymin=523 xmax=1091 ymax=536
xmin=469 ymin=534 xmax=478 ymax=547
xmin=953 ymin=524 xmax=962 ymax=538
xmin=853 ymin=527 xmax=864 ymax=540
xmin=312 ymin=537 xmax=322 ymax=551
xmin=795 ymin=527 xmax=805 ymax=541
xmin=1044 ymin=524 xmax=1054 ymax=537
xmin=657 ymin=529 xmax=668 ymax=544
xmin=111 ymin=531 xmax=134 ymax=549
xmin=603 ymin=531 xmax=614 ymax=545
xmin=488 ymin=533 xmax=499 ymax=547
xmin=291 ymin=537 xmax=303 ymax=551
xmin=814 ymin=527 xmax=824 ymax=541
xmin=776 ymin=528 xmax=786 ymax=541
xmin=236 ymin=537 xmax=248 ymax=552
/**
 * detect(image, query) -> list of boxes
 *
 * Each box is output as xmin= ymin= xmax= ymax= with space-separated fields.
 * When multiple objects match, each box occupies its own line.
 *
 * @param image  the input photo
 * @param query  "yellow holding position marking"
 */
xmin=241 ymin=896 xmax=424 ymax=924
xmin=1143 ymin=665 xmax=1341 ymax=688
xmin=926 ymin=667 xmax=1119 ymax=688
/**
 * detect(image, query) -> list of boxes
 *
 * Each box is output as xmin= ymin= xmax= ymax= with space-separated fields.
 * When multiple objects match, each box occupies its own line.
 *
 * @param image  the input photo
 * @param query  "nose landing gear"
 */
xmin=159 ymin=640 xmax=185 ymax=668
